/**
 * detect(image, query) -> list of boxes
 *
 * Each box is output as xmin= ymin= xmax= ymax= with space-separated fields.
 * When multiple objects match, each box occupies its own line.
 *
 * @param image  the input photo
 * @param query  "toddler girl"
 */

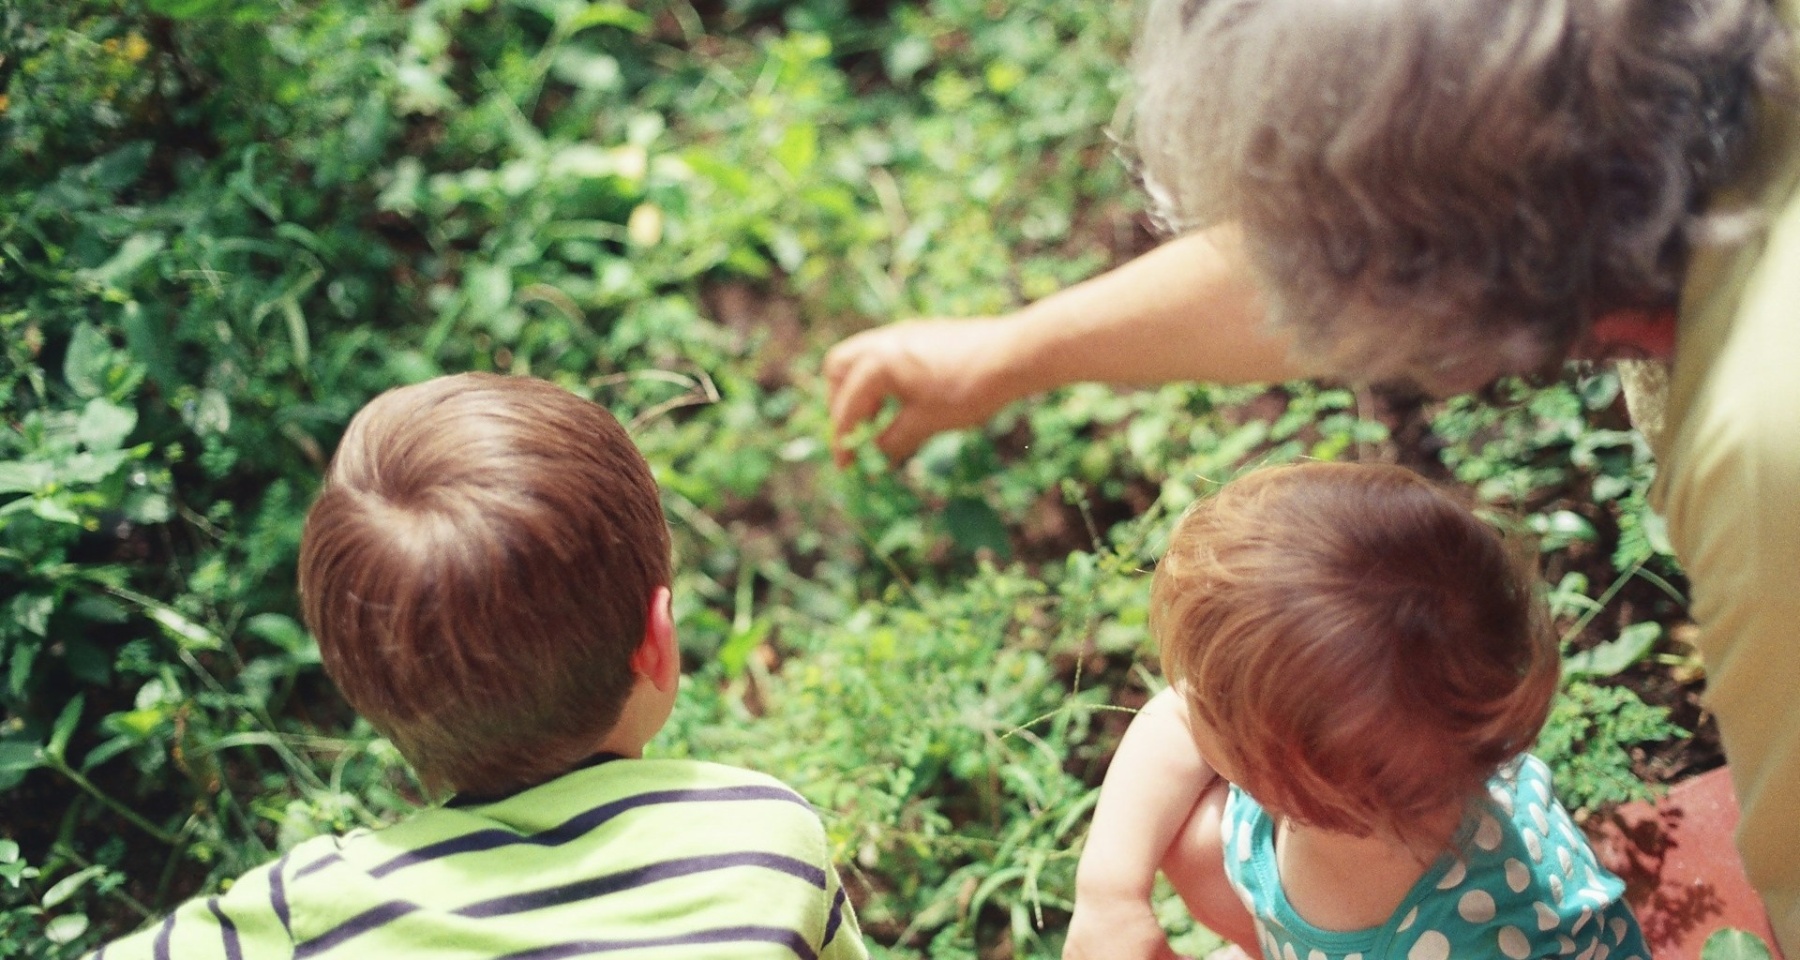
xmin=1066 ymin=462 xmax=1646 ymax=960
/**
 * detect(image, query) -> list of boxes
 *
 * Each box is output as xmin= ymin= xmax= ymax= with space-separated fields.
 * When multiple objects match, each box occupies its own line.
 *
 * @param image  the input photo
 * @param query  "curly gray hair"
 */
xmin=1132 ymin=0 xmax=1790 ymax=391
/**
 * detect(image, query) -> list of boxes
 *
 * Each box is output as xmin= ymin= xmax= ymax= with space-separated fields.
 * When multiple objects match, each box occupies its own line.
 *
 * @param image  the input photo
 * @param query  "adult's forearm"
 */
xmin=997 ymin=225 xmax=1306 ymax=399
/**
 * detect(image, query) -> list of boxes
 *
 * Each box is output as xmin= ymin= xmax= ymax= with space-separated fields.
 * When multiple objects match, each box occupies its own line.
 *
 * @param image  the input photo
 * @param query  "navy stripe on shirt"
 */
xmin=151 ymin=913 xmax=175 ymax=960
xmin=824 ymin=885 xmax=847 ymax=946
xmin=457 ymin=850 xmax=828 ymax=918
xmin=291 ymin=850 xmax=826 ymax=957
xmin=293 ymin=900 xmax=422 ymax=959
xmin=492 ymin=925 xmax=819 ymax=960
xmin=370 ymin=784 xmax=812 ymax=879
xmin=294 ymin=852 xmax=342 ymax=881
xmin=204 ymin=897 xmax=243 ymax=960
xmin=269 ymin=852 xmax=292 ymax=937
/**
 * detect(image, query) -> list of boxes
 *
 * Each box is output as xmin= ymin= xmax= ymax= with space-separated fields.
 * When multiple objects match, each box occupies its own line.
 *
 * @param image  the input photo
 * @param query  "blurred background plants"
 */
xmin=2 ymin=0 xmax=1699 ymax=957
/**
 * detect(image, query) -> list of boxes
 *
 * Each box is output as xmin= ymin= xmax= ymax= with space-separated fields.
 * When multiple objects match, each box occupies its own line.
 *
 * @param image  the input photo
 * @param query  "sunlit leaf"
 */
xmin=1702 ymin=929 xmax=1774 ymax=960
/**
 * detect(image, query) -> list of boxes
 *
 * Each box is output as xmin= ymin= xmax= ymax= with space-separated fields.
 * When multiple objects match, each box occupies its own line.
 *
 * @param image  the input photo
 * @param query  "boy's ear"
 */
xmin=630 ymin=586 xmax=679 ymax=694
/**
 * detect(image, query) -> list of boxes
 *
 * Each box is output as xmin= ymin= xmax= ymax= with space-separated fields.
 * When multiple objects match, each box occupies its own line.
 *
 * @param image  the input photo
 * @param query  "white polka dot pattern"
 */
xmin=1212 ymin=757 xmax=1645 ymax=960
xmin=1499 ymin=925 xmax=1531 ymax=959
xmin=1474 ymin=815 xmax=1503 ymax=851
xmin=1458 ymin=889 xmax=1497 ymax=924
xmin=1408 ymin=930 xmax=1450 ymax=960
xmin=1504 ymin=858 xmax=1530 ymax=893
xmin=1536 ymin=901 xmax=1560 ymax=931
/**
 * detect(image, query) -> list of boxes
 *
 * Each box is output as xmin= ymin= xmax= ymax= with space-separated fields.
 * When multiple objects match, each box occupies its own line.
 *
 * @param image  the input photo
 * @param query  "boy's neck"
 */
xmin=593 ymin=675 xmax=677 ymax=758
xmin=1271 ymin=800 xmax=1467 ymax=933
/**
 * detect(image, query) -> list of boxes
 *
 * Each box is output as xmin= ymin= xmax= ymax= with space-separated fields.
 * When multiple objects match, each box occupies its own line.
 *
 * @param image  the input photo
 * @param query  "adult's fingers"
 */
xmin=875 ymin=409 xmax=935 ymax=464
xmin=827 ymin=355 xmax=895 ymax=467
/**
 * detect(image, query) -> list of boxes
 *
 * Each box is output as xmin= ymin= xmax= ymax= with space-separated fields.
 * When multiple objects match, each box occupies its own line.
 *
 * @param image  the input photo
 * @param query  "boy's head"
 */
xmin=299 ymin=373 xmax=674 ymax=797
xmin=1152 ymin=462 xmax=1557 ymax=838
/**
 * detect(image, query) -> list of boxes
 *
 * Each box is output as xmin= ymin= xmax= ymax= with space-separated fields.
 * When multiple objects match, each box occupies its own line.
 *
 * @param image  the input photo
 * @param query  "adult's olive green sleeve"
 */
xmin=1656 ymin=12 xmax=1800 ymax=947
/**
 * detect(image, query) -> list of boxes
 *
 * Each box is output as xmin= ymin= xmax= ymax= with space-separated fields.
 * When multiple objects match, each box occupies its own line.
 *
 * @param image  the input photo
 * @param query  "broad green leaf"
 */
xmin=0 ymin=741 xmax=44 ymax=792
xmin=148 ymin=0 xmax=229 ymax=16
xmin=1702 ymin=928 xmax=1774 ymax=960
xmin=1565 ymin=622 xmax=1662 ymax=678
xmin=57 ymin=448 xmax=134 ymax=485
xmin=122 ymin=301 xmax=180 ymax=388
xmin=47 ymin=696 xmax=83 ymax=761
xmin=81 ymin=734 xmax=142 ymax=773
xmin=83 ymin=142 xmax=153 ymax=193
xmin=43 ymin=866 xmax=107 ymax=910
xmin=943 ymin=495 xmax=1011 ymax=560
xmin=45 ymin=914 xmax=91 ymax=944
xmin=718 ymin=618 xmax=771 ymax=680
xmin=103 ymin=706 xmax=170 ymax=740
xmin=1532 ymin=509 xmax=1597 ymax=546
xmin=570 ymin=3 xmax=650 ymax=33
xmin=465 ymin=263 xmax=514 ymax=319
xmin=80 ymin=232 xmax=165 ymax=288
xmin=63 ymin=324 xmax=114 ymax=398
xmin=551 ymin=49 xmax=620 ymax=91
xmin=77 ymin=398 xmax=138 ymax=451
xmin=30 ymin=498 xmax=83 ymax=526
xmin=244 ymin=613 xmax=311 ymax=654
xmin=774 ymin=123 xmax=818 ymax=178
xmin=147 ymin=604 xmax=224 ymax=652
xmin=549 ymin=144 xmax=643 ymax=182
xmin=6 ymin=641 xmax=37 ymax=700
xmin=0 ymin=461 xmax=52 ymax=495
xmin=10 ymin=593 xmax=54 ymax=637
xmin=885 ymin=35 xmax=934 ymax=83
xmin=181 ymin=389 xmax=232 ymax=435
xmin=124 ymin=490 xmax=173 ymax=525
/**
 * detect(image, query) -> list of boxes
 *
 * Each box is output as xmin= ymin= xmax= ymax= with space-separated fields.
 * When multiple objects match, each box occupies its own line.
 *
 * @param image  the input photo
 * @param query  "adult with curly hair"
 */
xmin=824 ymin=0 xmax=1800 ymax=950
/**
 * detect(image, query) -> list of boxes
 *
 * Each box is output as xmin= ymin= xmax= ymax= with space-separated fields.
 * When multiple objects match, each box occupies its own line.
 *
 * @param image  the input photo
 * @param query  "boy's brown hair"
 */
xmin=298 ymin=373 xmax=672 ymax=797
xmin=1152 ymin=462 xmax=1557 ymax=840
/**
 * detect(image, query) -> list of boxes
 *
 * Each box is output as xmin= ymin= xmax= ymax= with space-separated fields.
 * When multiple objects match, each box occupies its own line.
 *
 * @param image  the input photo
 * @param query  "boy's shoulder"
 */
xmin=87 ymin=758 xmax=860 ymax=960
xmin=503 ymin=756 xmax=816 ymax=817
xmin=338 ymin=756 xmax=822 ymax=861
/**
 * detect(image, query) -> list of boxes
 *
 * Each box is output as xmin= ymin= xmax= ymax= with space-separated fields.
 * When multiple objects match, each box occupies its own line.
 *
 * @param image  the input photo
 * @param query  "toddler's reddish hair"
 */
xmin=1152 ymin=462 xmax=1557 ymax=839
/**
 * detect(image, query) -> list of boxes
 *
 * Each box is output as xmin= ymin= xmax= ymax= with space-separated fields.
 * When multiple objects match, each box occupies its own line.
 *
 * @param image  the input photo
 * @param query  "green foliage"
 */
xmin=1 ymin=0 xmax=1697 ymax=956
xmin=1434 ymin=373 xmax=1688 ymax=812
xmin=1534 ymin=680 xmax=1684 ymax=814
xmin=0 ymin=837 xmax=122 ymax=959
xmin=1703 ymin=928 xmax=1776 ymax=960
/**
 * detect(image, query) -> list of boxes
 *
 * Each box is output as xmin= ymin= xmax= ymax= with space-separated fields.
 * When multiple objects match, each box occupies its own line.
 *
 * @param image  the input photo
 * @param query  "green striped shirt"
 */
xmin=87 ymin=758 xmax=867 ymax=960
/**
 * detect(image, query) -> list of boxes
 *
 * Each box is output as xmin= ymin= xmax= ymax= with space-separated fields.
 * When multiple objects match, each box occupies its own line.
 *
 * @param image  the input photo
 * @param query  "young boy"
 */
xmin=87 ymin=372 xmax=867 ymax=960
xmin=1066 ymin=462 xmax=1645 ymax=960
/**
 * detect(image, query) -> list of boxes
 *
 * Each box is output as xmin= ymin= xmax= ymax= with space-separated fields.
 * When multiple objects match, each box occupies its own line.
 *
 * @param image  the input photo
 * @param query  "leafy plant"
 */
xmin=1703 ymin=928 xmax=1776 ymax=960
xmin=1 ymin=1 xmax=1705 ymax=957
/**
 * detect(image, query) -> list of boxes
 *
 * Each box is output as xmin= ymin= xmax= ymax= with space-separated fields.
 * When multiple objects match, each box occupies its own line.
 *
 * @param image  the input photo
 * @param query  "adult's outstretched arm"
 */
xmin=823 ymin=223 xmax=1306 ymax=466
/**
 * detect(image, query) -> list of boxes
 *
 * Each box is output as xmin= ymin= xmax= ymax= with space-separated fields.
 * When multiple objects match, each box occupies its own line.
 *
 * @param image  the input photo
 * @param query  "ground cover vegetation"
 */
xmin=0 ymin=1 xmax=1706 ymax=956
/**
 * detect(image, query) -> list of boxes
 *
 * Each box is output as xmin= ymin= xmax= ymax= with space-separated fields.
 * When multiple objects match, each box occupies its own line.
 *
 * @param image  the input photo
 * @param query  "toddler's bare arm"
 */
xmin=1065 ymin=688 xmax=1220 ymax=960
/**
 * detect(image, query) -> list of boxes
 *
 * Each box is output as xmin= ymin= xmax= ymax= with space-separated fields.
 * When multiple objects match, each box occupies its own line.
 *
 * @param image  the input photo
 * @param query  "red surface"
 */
xmin=1586 ymin=767 xmax=1785 ymax=960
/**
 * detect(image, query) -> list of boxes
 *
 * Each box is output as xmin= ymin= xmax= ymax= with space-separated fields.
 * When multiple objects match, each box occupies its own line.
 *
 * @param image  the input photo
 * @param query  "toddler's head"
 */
xmin=299 ymin=373 xmax=673 ymax=797
xmin=1152 ymin=462 xmax=1557 ymax=840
